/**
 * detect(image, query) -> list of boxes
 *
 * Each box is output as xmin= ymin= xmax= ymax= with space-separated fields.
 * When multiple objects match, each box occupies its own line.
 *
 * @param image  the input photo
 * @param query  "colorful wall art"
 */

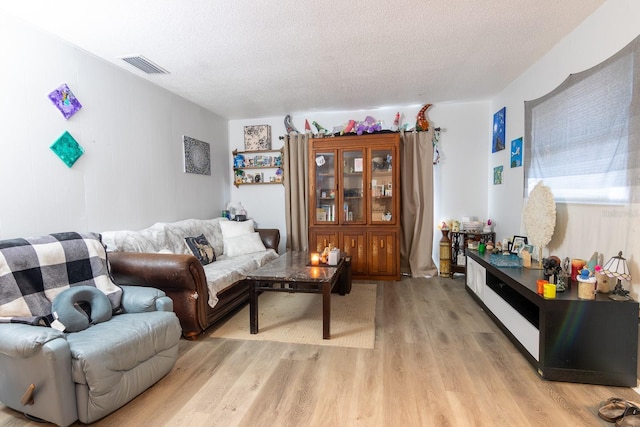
xmin=50 ymin=131 xmax=84 ymax=167
xmin=183 ymin=136 xmax=211 ymax=175
xmin=48 ymin=83 xmax=82 ymax=119
xmin=511 ymin=137 xmax=523 ymax=167
xmin=493 ymin=165 xmax=504 ymax=185
xmin=492 ymin=107 xmax=506 ymax=153
xmin=243 ymin=125 xmax=272 ymax=151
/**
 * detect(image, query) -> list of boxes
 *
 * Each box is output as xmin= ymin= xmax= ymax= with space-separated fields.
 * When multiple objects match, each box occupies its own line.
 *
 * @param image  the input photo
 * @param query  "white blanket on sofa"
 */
xmin=102 ymin=218 xmax=278 ymax=308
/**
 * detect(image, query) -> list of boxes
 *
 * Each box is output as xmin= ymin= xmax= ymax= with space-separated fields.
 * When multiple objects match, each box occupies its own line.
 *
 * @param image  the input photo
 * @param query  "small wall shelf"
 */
xmin=233 ymin=148 xmax=284 ymax=187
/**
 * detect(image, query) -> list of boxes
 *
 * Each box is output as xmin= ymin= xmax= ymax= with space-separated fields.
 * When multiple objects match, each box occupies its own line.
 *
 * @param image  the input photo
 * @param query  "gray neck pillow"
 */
xmin=51 ymin=286 xmax=113 ymax=332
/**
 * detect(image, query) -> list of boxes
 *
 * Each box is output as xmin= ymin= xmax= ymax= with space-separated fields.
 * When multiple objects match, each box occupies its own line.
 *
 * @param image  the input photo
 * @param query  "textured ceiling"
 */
xmin=1 ymin=0 xmax=605 ymax=120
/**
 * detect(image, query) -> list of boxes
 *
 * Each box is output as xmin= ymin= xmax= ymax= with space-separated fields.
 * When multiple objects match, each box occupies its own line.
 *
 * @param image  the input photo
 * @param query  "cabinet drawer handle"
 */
xmin=351 ymin=239 xmax=355 ymax=248
xmin=380 ymin=240 xmax=385 ymax=249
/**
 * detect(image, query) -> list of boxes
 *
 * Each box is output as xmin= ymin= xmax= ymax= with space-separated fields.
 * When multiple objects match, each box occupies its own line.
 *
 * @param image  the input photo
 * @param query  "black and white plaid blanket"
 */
xmin=0 ymin=232 xmax=123 ymax=326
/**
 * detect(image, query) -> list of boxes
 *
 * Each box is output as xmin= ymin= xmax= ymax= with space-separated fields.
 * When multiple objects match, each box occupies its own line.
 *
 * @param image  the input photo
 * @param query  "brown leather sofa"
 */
xmin=108 ymin=229 xmax=280 ymax=339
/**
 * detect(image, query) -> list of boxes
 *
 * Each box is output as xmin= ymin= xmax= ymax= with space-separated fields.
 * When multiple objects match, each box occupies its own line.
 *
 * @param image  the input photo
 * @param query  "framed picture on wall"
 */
xmin=511 ymin=137 xmax=523 ymax=167
xmin=492 ymin=107 xmax=506 ymax=153
xmin=244 ymin=125 xmax=272 ymax=151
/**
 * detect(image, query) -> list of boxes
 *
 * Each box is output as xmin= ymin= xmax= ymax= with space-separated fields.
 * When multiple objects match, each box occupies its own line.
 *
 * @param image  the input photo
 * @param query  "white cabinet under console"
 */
xmin=466 ymin=250 xmax=638 ymax=387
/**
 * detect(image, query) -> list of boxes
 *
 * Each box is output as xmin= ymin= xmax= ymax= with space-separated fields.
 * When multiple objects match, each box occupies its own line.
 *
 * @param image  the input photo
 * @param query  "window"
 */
xmin=524 ymin=34 xmax=640 ymax=204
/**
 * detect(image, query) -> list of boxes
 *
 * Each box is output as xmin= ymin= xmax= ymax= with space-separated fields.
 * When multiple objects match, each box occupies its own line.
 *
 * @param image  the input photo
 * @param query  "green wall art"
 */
xmin=50 ymin=131 xmax=84 ymax=168
xmin=493 ymin=165 xmax=504 ymax=185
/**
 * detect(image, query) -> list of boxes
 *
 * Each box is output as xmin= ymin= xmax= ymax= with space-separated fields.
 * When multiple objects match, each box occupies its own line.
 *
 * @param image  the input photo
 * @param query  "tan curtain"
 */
xmin=283 ymin=133 xmax=309 ymax=252
xmin=400 ymin=130 xmax=438 ymax=277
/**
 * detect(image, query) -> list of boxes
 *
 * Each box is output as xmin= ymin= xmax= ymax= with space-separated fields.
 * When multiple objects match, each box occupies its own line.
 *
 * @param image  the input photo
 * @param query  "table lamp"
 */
xmin=602 ymin=251 xmax=632 ymax=301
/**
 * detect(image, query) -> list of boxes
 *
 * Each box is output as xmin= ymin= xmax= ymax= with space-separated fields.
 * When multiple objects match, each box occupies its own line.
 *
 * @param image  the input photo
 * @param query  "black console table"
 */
xmin=466 ymin=250 xmax=638 ymax=386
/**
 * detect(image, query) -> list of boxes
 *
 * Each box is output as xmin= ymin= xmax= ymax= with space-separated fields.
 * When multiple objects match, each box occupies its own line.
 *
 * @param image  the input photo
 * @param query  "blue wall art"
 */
xmin=511 ymin=137 xmax=523 ymax=167
xmin=492 ymin=107 xmax=506 ymax=153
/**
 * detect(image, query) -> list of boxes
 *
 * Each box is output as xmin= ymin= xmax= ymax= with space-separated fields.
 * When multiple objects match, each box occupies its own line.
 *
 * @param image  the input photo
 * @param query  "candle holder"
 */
xmin=310 ymin=252 xmax=320 ymax=266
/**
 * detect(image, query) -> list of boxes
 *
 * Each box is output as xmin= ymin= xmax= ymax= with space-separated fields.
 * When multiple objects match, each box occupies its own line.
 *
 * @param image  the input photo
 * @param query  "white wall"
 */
xmin=490 ymin=0 xmax=640 ymax=296
xmin=0 ymin=12 xmax=230 ymax=239
xmin=229 ymin=102 xmax=490 ymax=262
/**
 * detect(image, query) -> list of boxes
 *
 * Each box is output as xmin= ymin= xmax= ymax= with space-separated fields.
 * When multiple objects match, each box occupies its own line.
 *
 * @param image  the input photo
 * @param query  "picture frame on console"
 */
xmin=510 ymin=235 xmax=528 ymax=254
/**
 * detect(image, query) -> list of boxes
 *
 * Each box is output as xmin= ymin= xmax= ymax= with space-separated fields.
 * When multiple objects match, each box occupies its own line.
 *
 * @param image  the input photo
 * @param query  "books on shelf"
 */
xmin=316 ymin=204 xmax=335 ymax=222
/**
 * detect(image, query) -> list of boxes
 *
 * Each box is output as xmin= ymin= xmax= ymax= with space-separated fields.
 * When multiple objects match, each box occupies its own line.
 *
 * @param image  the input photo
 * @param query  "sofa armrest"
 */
xmin=108 ymin=252 xmax=208 ymax=338
xmin=119 ymin=285 xmax=174 ymax=313
xmin=0 ymin=324 xmax=66 ymax=358
xmin=257 ymin=228 xmax=280 ymax=252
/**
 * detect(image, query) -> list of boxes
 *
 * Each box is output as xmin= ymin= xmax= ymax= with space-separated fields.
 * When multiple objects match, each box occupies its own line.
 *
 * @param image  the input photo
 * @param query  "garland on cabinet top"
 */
xmin=282 ymin=104 xmax=442 ymax=164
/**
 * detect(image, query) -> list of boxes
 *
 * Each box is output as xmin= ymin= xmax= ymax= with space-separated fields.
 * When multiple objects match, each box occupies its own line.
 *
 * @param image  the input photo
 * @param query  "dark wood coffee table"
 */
xmin=245 ymin=251 xmax=351 ymax=339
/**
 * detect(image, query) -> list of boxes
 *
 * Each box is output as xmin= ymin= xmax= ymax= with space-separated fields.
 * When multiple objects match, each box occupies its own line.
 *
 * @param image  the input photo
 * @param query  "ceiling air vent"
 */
xmin=120 ymin=55 xmax=169 ymax=74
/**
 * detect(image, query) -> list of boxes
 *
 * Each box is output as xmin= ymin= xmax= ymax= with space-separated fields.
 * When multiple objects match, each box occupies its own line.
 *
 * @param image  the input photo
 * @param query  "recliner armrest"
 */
xmin=0 ymin=324 xmax=66 ymax=358
xmin=119 ymin=285 xmax=174 ymax=313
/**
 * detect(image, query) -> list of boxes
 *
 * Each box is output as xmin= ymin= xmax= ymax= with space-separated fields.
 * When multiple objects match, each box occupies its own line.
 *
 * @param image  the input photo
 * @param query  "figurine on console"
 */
xmin=543 ymin=256 xmax=563 ymax=289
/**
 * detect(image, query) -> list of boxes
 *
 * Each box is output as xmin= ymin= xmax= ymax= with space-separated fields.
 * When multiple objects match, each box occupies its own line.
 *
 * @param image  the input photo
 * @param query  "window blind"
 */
xmin=524 ymin=34 xmax=640 ymax=204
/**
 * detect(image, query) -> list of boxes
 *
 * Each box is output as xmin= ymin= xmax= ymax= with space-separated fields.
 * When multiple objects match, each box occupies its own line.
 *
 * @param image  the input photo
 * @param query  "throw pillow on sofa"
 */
xmin=223 ymin=232 xmax=267 ymax=257
xmin=219 ymin=219 xmax=267 ymax=256
xmin=185 ymin=234 xmax=215 ymax=265
xmin=219 ymin=219 xmax=255 ymax=238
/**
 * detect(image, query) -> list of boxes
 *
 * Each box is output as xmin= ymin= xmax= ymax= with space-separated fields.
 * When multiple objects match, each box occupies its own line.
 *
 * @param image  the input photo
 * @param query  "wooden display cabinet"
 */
xmin=308 ymin=133 xmax=401 ymax=280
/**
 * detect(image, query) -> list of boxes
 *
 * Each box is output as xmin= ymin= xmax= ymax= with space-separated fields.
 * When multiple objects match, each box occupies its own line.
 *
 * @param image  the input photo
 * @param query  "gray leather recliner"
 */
xmin=0 ymin=285 xmax=181 ymax=426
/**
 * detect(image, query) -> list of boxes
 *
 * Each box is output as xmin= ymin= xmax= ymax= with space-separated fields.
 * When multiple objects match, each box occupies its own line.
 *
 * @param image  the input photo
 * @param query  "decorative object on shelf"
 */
xmin=312 ymin=121 xmax=328 ymax=135
xmin=439 ymin=227 xmax=451 ymax=278
xmin=284 ymin=115 xmax=298 ymax=135
xmin=595 ymin=265 xmax=611 ymax=293
xmin=244 ymin=125 xmax=271 ymax=150
xmin=50 ymin=131 xmax=84 ymax=168
xmin=511 ymin=137 xmax=523 ymax=167
xmin=543 ymin=256 xmax=564 ymax=291
xmin=356 ymin=116 xmax=382 ymax=135
xmin=341 ymin=119 xmax=356 ymax=135
xmin=522 ymin=181 xmax=556 ymax=268
xmin=305 ymin=119 xmax=311 ymax=133
xmin=558 ymin=257 xmax=571 ymax=290
xmin=310 ymin=252 xmax=320 ymax=266
xmin=488 ymin=253 xmax=522 ymax=268
xmin=577 ymin=267 xmax=597 ymax=300
xmin=416 ymin=103 xmax=432 ymax=131
xmin=543 ymin=283 xmax=557 ymax=299
xmin=48 ymin=83 xmax=82 ymax=119
xmin=602 ymin=251 xmax=632 ymax=301
xmin=390 ymin=112 xmax=401 ymax=132
xmin=521 ymin=249 xmax=531 ymax=267
xmin=510 ymin=235 xmax=527 ymax=255
xmin=183 ymin=136 xmax=211 ymax=175
xmin=492 ymin=106 xmax=506 ymax=152
xmin=483 ymin=219 xmax=493 ymax=233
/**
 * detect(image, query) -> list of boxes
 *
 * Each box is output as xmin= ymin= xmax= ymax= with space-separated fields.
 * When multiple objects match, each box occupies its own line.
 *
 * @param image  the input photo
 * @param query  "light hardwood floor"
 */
xmin=1 ymin=275 xmax=637 ymax=426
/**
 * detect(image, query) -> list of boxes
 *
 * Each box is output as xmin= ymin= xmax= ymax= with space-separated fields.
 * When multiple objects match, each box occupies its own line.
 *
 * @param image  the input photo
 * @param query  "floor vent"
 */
xmin=120 ymin=55 xmax=169 ymax=74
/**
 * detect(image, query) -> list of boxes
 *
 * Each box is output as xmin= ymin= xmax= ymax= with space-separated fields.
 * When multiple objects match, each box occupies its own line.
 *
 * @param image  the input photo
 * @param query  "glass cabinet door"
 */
xmin=341 ymin=150 xmax=365 ymax=223
xmin=370 ymin=148 xmax=395 ymax=224
xmin=313 ymin=151 xmax=336 ymax=223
